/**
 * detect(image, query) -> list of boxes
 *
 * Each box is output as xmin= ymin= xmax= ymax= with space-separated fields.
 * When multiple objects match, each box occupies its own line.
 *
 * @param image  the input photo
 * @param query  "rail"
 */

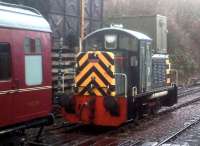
xmin=156 ymin=115 xmax=200 ymax=146
xmin=178 ymin=86 xmax=200 ymax=98
xmin=27 ymin=85 xmax=200 ymax=146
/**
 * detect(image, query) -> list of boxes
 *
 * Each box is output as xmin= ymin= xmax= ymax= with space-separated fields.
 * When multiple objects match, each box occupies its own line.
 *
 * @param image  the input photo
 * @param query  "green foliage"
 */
xmin=169 ymin=48 xmax=199 ymax=82
xmin=105 ymin=0 xmax=200 ymax=83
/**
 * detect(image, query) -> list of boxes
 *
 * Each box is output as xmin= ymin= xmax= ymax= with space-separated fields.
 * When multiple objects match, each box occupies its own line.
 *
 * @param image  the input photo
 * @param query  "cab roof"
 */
xmin=0 ymin=2 xmax=51 ymax=32
xmin=84 ymin=27 xmax=152 ymax=41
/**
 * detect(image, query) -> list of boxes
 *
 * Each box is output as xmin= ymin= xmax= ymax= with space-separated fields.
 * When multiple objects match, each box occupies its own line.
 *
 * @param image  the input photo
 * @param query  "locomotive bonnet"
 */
xmin=62 ymin=26 xmax=177 ymax=126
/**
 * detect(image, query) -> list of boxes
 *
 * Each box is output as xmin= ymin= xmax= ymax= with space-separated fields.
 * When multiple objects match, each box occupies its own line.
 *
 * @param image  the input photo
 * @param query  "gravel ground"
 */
xmin=160 ymin=91 xmax=200 ymax=113
xmin=109 ymin=95 xmax=200 ymax=145
xmin=172 ymin=117 xmax=200 ymax=146
xmin=26 ymin=92 xmax=200 ymax=146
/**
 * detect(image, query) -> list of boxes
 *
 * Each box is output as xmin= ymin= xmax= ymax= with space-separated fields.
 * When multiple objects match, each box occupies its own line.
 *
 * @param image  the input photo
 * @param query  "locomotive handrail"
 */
xmin=171 ymin=69 xmax=179 ymax=86
xmin=114 ymin=73 xmax=127 ymax=98
xmin=62 ymin=71 xmax=75 ymax=93
xmin=0 ymin=1 xmax=42 ymax=16
xmin=132 ymin=86 xmax=138 ymax=96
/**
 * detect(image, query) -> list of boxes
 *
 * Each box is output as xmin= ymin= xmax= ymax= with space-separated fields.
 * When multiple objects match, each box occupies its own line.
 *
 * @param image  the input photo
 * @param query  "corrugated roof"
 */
xmin=84 ymin=27 xmax=152 ymax=41
xmin=0 ymin=3 xmax=51 ymax=32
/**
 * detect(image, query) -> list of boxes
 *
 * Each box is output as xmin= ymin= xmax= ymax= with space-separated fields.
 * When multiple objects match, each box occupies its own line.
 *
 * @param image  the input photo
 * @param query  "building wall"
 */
xmin=106 ymin=15 xmax=168 ymax=53
xmin=1 ymin=0 xmax=104 ymax=47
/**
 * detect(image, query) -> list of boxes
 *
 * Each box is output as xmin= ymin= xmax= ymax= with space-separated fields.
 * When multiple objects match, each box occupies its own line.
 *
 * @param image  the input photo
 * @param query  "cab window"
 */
xmin=105 ymin=34 xmax=117 ymax=49
xmin=24 ymin=37 xmax=43 ymax=86
xmin=84 ymin=35 xmax=104 ymax=51
xmin=0 ymin=43 xmax=11 ymax=81
xmin=119 ymin=34 xmax=138 ymax=51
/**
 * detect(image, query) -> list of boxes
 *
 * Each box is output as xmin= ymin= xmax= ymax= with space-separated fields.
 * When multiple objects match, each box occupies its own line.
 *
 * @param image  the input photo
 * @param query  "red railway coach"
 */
xmin=0 ymin=2 xmax=53 ymax=136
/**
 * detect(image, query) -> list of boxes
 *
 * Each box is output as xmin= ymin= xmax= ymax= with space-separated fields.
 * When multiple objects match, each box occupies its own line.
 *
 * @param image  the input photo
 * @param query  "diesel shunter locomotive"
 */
xmin=62 ymin=26 xmax=177 ymax=126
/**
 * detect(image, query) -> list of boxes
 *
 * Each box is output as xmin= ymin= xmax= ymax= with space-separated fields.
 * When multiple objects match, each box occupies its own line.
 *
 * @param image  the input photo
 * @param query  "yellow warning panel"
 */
xmin=75 ymin=51 xmax=116 ymax=96
xmin=166 ymin=59 xmax=171 ymax=86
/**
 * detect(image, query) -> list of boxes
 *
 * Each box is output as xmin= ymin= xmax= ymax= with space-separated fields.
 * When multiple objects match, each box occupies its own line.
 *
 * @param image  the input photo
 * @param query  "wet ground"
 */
xmin=27 ymin=92 xmax=200 ymax=146
xmin=172 ymin=118 xmax=200 ymax=146
xmin=109 ymin=92 xmax=200 ymax=145
xmin=160 ymin=91 xmax=200 ymax=113
xmin=112 ymin=101 xmax=200 ymax=142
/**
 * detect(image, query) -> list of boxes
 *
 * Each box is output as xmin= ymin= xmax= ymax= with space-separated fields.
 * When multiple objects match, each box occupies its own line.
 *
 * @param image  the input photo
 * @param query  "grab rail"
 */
xmin=62 ymin=71 xmax=75 ymax=93
xmin=115 ymin=73 xmax=127 ymax=98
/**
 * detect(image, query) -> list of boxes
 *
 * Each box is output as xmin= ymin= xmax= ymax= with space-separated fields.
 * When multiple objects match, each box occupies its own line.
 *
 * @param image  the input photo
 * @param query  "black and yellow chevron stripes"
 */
xmin=166 ymin=59 xmax=171 ymax=86
xmin=75 ymin=51 xmax=116 ymax=96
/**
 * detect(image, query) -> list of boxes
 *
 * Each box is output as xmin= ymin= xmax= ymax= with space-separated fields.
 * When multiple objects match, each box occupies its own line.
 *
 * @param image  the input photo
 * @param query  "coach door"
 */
xmin=12 ymin=31 xmax=51 ymax=123
xmin=0 ymin=30 xmax=14 ymax=127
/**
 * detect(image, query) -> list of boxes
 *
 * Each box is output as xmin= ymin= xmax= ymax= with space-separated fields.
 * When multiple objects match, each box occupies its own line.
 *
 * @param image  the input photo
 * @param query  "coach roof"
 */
xmin=0 ymin=2 xmax=51 ymax=32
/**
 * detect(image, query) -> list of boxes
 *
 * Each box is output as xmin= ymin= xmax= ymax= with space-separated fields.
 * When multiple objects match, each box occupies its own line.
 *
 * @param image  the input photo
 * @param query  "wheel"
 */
xmin=150 ymin=100 xmax=161 ymax=115
xmin=133 ymin=110 xmax=140 ymax=125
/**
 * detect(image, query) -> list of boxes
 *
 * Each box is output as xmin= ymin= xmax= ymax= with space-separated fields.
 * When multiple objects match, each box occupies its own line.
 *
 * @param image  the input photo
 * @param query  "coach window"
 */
xmin=24 ymin=37 xmax=43 ymax=86
xmin=0 ymin=43 xmax=11 ymax=80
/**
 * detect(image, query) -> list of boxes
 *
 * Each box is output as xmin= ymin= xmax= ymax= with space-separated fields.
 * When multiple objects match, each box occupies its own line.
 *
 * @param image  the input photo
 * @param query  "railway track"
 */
xmin=28 ymin=131 xmax=141 ymax=146
xmin=26 ymin=85 xmax=200 ymax=146
xmin=178 ymin=86 xmax=200 ymax=98
xmin=155 ymin=115 xmax=200 ymax=146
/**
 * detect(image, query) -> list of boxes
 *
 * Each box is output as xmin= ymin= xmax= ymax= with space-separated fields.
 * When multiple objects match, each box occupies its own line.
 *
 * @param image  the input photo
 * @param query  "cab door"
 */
xmin=139 ymin=41 xmax=152 ymax=92
xmin=145 ymin=42 xmax=152 ymax=91
xmin=0 ymin=29 xmax=14 ymax=127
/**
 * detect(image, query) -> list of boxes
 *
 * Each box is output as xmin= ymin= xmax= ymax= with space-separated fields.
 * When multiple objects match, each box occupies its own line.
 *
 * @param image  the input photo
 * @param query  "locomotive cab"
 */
xmin=62 ymin=26 xmax=177 ymax=126
xmin=83 ymin=27 xmax=153 ymax=96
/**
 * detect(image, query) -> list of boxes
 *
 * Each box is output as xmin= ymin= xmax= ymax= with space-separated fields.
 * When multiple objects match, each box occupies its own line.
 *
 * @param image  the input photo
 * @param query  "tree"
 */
xmin=105 ymin=0 xmax=200 ymax=83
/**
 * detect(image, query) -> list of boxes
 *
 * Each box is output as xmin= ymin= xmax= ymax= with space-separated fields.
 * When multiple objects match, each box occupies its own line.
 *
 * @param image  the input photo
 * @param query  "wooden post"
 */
xmin=80 ymin=0 xmax=85 ymax=52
